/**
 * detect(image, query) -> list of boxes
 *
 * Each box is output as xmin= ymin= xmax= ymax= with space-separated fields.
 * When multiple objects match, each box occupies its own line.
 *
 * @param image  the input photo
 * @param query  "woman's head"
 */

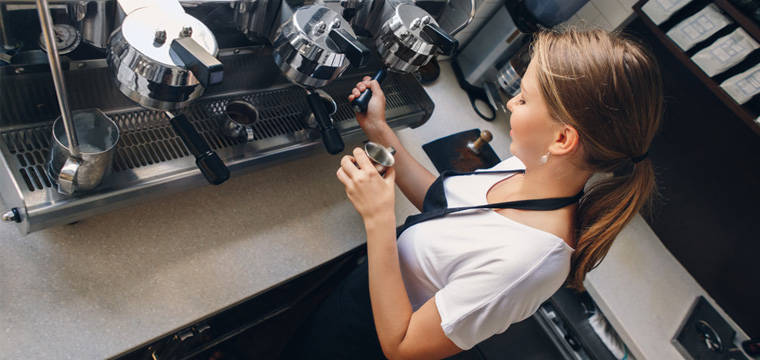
xmin=528 ymin=28 xmax=664 ymax=289
xmin=531 ymin=27 xmax=662 ymax=172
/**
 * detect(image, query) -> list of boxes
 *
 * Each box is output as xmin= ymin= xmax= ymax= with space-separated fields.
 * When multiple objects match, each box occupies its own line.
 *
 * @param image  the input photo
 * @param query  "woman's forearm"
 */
xmin=364 ymin=214 xmax=414 ymax=359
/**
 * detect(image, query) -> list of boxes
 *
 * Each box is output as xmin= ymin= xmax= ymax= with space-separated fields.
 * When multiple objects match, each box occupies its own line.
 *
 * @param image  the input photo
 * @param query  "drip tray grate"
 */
xmin=1 ymin=74 xmax=414 ymax=191
xmin=0 ymin=71 xmax=433 ymax=234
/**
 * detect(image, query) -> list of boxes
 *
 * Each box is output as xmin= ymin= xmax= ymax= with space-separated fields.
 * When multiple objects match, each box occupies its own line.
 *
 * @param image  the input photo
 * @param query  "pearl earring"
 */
xmin=539 ymin=151 xmax=550 ymax=164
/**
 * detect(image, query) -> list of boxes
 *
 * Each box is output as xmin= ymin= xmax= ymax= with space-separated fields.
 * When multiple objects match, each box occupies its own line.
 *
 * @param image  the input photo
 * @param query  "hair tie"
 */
xmin=631 ymin=152 xmax=649 ymax=164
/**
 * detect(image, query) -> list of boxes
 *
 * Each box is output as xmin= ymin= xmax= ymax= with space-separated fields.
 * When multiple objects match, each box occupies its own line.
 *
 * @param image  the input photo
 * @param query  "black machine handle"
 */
xmin=171 ymin=37 xmax=224 ymax=88
xmin=421 ymin=23 xmax=458 ymax=56
xmin=307 ymin=92 xmax=345 ymax=154
xmin=170 ymin=113 xmax=230 ymax=185
xmin=328 ymin=28 xmax=371 ymax=68
xmin=351 ymin=68 xmax=387 ymax=113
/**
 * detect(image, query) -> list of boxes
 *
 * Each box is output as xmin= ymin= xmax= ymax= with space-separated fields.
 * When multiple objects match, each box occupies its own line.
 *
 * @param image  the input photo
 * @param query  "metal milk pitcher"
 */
xmin=47 ymin=109 xmax=119 ymax=195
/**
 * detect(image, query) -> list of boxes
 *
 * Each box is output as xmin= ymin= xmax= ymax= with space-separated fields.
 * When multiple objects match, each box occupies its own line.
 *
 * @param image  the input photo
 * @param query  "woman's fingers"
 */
xmin=339 ymin=155 xmax=359 ymax=177
xmin=336 ymin=166 xmax=350 ymax=187
xmin=348 ymin=87 xmax=361 ymax=101
xmin=352 ymin=147 xmax=374 ymax=170
xmin=368 ymin=80 xmax=383 ymax=98
xmin=383 ymin=165 xmax=396 ymax=184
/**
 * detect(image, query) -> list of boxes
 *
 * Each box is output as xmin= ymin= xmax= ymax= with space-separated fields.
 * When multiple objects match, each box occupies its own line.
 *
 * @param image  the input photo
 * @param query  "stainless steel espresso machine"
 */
xmin=342 ymin=0 xmax=459 ymax=112
xmin=0 ymin=0 xmax=448 ymax=235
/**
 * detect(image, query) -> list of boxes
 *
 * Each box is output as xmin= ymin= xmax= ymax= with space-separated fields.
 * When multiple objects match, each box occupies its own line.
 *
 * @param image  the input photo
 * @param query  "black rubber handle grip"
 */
xmin=351 ymin=68 xmax=387 ymax=113
xmin=307 ymin=92 xmax=344 ymax=155
xmin=421 ymin=23 xmax=458 ymax=56
xmin=170 ymin=113 xmax=230 ymax=185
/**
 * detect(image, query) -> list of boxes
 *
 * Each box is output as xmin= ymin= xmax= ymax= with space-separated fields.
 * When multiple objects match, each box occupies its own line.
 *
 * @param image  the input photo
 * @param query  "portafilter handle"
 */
xmin=168 ymin=112 xmax=230 ymax=185
xmin=306 ymin=91 xmax=345 ymax=155
xmin=351 ymin=67 xmax=387 ymax=113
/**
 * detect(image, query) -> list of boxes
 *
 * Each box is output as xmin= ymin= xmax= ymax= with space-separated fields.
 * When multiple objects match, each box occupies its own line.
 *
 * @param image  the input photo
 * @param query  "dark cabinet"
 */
xmin=634 ymin=0 xmax=760 ymax=136
xmin=626 ymin=5 xmax=760 ymax=338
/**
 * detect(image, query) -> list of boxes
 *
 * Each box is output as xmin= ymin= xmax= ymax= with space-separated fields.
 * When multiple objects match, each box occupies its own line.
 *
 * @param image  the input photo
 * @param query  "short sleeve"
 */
xmin=434 ymin=242 xmax=570 ymax=350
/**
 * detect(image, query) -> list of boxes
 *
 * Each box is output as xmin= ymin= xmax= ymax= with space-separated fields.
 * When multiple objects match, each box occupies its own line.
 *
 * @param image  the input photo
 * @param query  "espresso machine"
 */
xmin=0 ymin=0 xmax=438 ymax=234
xmin=342 ymin=0 xmax=459 ymax=112
xmin=452 ymin=0 xmax=588 ymax=120
xmin=236 ymin=0 xmax=371 ymax=154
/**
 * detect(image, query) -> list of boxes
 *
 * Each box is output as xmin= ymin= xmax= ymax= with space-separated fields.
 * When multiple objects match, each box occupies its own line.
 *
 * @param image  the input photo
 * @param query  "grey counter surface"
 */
xmin=0 ymin=61 xmax=512 ymax=359
xmin=0 ymin=61 xmax=745 ymax=360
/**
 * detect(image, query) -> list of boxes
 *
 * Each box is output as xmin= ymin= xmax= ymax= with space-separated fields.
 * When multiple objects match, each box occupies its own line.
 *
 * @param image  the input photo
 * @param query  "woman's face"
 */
xmin=506 ymin=58 xmax=561 ymax=165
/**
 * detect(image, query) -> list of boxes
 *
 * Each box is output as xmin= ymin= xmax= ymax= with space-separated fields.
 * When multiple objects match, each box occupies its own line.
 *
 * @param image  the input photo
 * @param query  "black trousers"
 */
xmin=281 ymin=260 xmax=386 ymax=360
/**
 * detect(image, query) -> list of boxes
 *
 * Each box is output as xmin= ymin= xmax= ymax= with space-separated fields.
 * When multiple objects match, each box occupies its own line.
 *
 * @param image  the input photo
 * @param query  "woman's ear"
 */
xmin=550 ymin=125 xmax=581 ymax=155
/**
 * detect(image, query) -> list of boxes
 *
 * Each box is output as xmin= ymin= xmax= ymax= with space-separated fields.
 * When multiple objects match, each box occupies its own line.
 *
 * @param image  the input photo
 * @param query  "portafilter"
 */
xmin=107 ymin=5 xmax=229 ymax=185
xmin=351 ymin=3 xmax=457 ymax=112
xmin=272 ymin=4 xmax=370 ymax=155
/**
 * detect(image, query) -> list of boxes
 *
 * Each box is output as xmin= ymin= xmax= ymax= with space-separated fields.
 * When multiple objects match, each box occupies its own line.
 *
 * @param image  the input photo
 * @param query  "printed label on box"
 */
xmin=666 ymin=4 xmax=732 ymax=51
xmin=642 ymin=0 xmax=693 ymax=25
xmin=691 ymin=28 xmax=759 ymax=77
xmin=721 ymin=63 xmax=760 ymax=104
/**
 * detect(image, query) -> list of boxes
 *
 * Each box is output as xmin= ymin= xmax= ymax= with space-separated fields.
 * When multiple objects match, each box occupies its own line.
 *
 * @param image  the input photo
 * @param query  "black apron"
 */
xmin=281 ymin=169 xmax=583 ymax=360
xmin=396 ymin=169 xmax=584 ymax=237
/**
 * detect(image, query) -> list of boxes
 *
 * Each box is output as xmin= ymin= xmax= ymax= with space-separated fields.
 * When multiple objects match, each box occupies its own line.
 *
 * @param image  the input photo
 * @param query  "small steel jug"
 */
xmin=47 ymin=109 xmax=119 ymax=195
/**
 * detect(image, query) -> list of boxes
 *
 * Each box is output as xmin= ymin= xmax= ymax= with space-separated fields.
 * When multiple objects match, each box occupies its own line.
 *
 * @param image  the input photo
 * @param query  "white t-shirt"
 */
xmin=397 ymin=156 xmax=574 ymax=350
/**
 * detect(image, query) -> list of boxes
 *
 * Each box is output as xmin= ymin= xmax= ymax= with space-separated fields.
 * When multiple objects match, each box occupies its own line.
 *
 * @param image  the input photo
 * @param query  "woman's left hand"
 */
xmin=337 ymin=147 xmax=396 ymax=223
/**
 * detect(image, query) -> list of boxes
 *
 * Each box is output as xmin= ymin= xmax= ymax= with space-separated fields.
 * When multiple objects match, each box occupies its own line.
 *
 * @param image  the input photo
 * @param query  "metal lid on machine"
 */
xmin=376 ymin=3 xmax=456 ymax=73
xmin=119 ymin=8 xmax=218 ymax=67
xmin=272 ymin=4 xmax=359 ymax=88
xmin=107 ymin=7 xmax=222 ymax=110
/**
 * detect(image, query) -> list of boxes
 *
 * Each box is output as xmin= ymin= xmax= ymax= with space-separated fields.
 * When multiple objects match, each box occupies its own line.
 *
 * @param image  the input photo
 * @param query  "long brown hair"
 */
xmin=532 ymin=28 xmax=663 ymax=290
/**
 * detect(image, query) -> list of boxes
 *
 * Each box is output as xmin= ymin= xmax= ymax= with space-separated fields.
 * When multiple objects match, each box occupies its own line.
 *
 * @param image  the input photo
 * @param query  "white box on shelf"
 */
xmin=691 ymin=28 xmax=760 ymax=77
xmin=641 ymin=0 xmax=693 ymax=25
xmin=666 ymin=4 xmax=732 ymax=51
xmin=720 ymin=63 xmax=760 ymax=104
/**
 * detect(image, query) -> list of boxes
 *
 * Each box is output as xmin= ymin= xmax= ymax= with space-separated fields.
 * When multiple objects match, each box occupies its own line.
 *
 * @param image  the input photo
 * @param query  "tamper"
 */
xmin=467 ymin=130 xmax=493 ymax=155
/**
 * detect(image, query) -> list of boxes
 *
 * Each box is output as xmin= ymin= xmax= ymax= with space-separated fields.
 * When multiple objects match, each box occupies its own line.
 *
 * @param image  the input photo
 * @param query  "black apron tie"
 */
xmin=397 ymin=169 xmax=584 ymax=237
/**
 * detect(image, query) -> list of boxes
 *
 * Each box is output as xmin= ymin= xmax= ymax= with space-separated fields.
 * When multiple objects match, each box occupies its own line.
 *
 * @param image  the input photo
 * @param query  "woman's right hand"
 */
xmin=349 ymin=77 xmax=388 ymax=137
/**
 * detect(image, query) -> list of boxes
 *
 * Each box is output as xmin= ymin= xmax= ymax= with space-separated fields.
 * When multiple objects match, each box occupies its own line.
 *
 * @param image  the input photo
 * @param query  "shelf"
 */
xmin=634 ymin=0 xmax=760 ymax=137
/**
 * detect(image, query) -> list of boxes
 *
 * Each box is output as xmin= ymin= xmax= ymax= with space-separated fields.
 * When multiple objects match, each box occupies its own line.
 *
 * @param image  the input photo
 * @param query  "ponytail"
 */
xmin=567 ymin=158 xmax=656 ymax=290
xmin=531 ymin=28 xmax=663 ymax=291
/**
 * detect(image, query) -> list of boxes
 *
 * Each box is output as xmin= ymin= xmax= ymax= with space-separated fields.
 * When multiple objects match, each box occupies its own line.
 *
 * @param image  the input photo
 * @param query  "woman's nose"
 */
xmin=506 ymin=94 xmax=519 ymax=112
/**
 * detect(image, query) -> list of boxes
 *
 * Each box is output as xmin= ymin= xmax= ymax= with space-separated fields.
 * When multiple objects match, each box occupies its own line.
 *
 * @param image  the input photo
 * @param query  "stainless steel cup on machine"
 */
xmin=220 ymin=100 xmax=260 ymax=143
xmin=347 ymin=0 xmax=458 ymax=113
xmin=48 ymin=109 xmax=120 ymax=194
xmin=270 ymin=3 xmax=370 ymax=155
xmin=107 ymin=0 xmax=230 ymax=185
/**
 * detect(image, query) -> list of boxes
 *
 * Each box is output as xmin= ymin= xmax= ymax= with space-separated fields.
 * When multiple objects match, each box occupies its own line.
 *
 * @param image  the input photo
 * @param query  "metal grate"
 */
xmin=0 ymin=125 xmax=54 ymax=192
xmin=0 ymin=74 xmax=411 ymax=192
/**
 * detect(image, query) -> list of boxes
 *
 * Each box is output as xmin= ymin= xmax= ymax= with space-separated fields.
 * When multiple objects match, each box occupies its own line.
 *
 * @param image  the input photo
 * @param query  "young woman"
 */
xmin=283 ymin=27 xmax=663 ymax=360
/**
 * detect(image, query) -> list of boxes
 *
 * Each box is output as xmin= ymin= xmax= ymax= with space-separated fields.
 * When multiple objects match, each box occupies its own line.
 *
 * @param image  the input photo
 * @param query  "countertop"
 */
xmin=0 ymin=60 xmax=746 ymax=360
